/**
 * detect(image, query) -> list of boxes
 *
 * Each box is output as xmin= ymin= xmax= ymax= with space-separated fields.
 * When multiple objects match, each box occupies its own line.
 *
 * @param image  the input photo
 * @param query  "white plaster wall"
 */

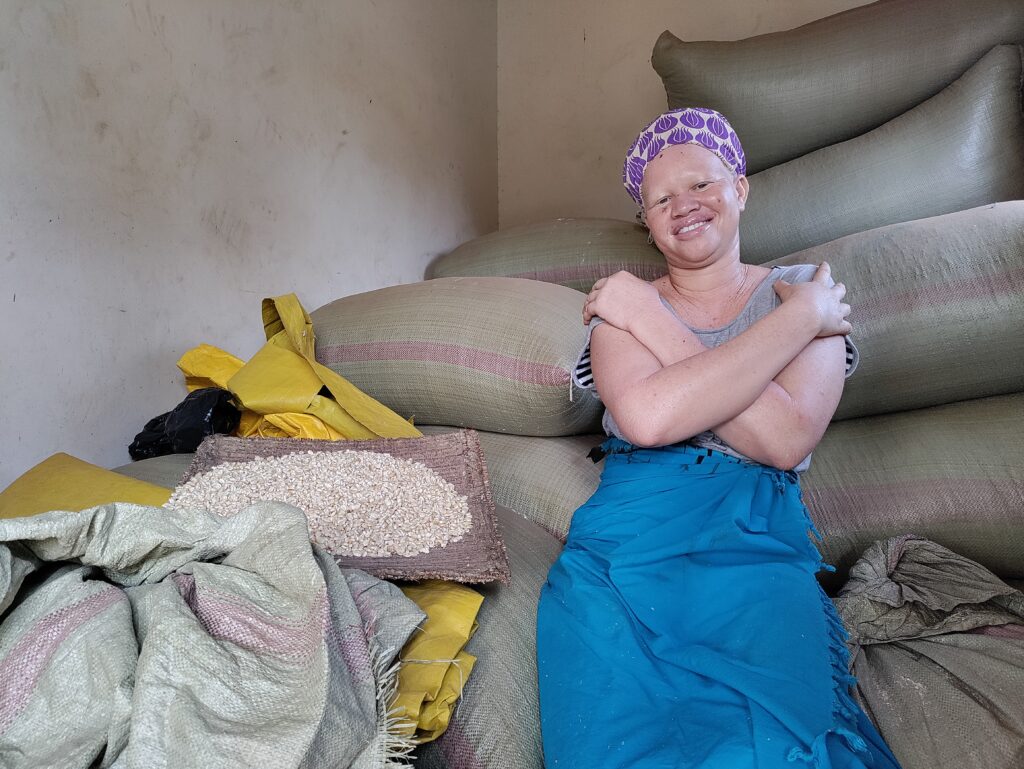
xmin=497 ymin=0 xmax=873 ymax=228
xmin=0 ymin=0 xmax=496 ymax=487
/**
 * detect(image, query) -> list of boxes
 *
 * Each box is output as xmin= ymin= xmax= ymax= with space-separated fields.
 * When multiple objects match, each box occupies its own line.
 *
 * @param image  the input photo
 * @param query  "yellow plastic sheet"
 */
xmin=176 ymin=293 xmax=421 ymax=440
xmin=394 ymin=580 xmax=484 ymax=742
xmin=0 ymin=453 xmax=171 ymax=519
xmin=178 ymin=344 xmax=244 ymax=392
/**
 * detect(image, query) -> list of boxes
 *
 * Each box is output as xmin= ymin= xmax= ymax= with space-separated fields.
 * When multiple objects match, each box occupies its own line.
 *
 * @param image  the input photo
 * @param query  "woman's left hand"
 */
xmin=583 ymin=271 xmax=663 ymax=331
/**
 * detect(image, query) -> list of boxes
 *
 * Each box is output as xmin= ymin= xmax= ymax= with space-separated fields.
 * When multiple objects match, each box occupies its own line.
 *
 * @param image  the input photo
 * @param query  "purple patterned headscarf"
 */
xmin=622 ymin=107 xmax=746 ymax=209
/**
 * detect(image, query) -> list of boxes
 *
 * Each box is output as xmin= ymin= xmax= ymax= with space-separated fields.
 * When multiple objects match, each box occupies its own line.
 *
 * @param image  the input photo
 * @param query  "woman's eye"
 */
xmin=656 ymin=196 xmax=670 ymax=206
xmin=695 ymin=182 xmax=711 ymax=191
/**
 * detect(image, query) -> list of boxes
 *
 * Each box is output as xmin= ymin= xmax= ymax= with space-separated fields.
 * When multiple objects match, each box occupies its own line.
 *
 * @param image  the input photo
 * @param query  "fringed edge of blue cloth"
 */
xmin=786 ymin=500 xmax=871 ymax=768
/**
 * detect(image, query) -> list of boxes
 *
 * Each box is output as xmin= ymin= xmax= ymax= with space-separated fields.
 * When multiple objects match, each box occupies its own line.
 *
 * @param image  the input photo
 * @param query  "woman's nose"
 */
xmin=670 ymin=194 xmax=698 ymax=217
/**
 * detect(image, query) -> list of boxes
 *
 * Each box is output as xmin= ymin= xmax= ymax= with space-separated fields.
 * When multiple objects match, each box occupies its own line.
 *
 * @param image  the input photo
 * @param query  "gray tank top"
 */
xmin=571 ymin=264 xmax=859 ymax=472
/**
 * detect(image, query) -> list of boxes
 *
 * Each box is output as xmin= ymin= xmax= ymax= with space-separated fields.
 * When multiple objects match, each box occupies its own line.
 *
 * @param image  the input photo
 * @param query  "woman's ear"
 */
xmin=735 ymin=175 xmax=750 ymax=211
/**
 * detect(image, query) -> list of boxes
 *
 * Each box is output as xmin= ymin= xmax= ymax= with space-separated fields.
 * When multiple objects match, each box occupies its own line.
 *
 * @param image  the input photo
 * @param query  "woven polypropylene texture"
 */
xmin=311 ymin=277 xmax=603 ymax=436
xmin=739 ymin=45 xmax=1024 ymax=264
xmin=652 ymin=0 xmax=1024 ymax=173
xmin=804 ymin=393 xmax=1024 ymax=594
xmin=180 ymin=432 xmax=510 ymax=584
xmin=837 ymin=536 xmax=1024 ymax=769
xmin=0 ymin=500 xmax=423 ymax=769
xmin=420 ymin=426 xmax=603 ymax=541
xmin=426 ymin=218 xmax=665 ymax=293
xmin=770 ymin=201 xmax=1024 ymax=420
xmin=413 ymin=504 xmax=562 ymax=769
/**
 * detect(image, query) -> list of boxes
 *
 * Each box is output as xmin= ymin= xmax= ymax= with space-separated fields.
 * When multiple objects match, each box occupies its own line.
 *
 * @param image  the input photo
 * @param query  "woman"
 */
xmin=535 ymin=108 xmax=901 ymax=769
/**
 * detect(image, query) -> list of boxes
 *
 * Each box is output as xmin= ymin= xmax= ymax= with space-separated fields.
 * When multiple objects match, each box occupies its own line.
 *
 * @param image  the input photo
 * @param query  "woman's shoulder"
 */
xmin=769 ymin=263 xmax=818 ymax=284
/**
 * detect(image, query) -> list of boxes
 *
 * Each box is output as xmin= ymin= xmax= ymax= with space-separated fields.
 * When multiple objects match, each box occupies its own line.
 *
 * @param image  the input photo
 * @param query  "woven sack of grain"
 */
xmin=425 ymin=218 xmax=665 ymax=293
xmin=770 ymin=201 xmax=1024 ymax=420
xmin=414 ymin=504 xmax=560 ymax=769
xmin=738 ymin=45 xmax=1024 ymax=264
xmin=652 ymin=0 xmax=1024 ymax=173
xmin=802 ymin=393 xmax=1024 ymax=594
xmin=420 ymin=426 xmax=604 ymax=540
xmin=311 ymin=277 xmax=603 ymax=436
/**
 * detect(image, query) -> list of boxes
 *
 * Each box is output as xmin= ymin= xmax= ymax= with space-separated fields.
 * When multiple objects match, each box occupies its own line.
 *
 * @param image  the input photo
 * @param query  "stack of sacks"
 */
xmin=405 ymin=0 xmax=1024 ymax=602
xmin=310 ymin=277 xmax=608 ymax=539
xmin=402 ymin=202 xmax=1024 ymax=598
xmin=644 ymin=0 xmax=1024 ymax=596
xmin=302 ymin=4 xmax=1024 ymax=767
xmin=651 ymin=0 xmax=1024 ymax=173
xmin=651 ymin=0 xmax=1024 ymax=264
xmin=769 ymin=202 xmax=1024 ymax=591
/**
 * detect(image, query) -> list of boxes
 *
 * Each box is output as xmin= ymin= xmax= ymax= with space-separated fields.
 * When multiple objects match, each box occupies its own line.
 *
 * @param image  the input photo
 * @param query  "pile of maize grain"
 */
xmin=167 ymin=450 xmax=471 ymax=557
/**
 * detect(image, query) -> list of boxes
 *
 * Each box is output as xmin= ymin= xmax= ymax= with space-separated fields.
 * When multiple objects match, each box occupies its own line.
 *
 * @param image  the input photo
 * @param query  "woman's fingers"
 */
xmin=813 ymin=261 xmax=832 ymax=284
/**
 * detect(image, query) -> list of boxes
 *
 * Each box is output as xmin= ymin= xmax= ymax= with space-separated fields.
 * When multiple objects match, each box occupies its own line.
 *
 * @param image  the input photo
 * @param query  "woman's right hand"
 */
xmin=773 ymin=262 xmax=852 ymax=337
xmin=583 ymin=270 xmax=663 ymax=331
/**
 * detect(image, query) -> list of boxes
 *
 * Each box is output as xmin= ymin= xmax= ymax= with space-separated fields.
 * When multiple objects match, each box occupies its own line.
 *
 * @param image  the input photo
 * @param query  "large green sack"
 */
xmin=770 ymin=202 xmax=1024 ymax=420
xmin=740 ymin=45 xmax=1024 ymax=264
xmin=652 ymin=0 xmax=1024 ymax=173
xmin=425 ymin=218 xmax=665 ymax=293
xmin=802 ymin=393 xmax=1024 ymax=594
xmin=311 ymin=278 xmax=603 ymax=437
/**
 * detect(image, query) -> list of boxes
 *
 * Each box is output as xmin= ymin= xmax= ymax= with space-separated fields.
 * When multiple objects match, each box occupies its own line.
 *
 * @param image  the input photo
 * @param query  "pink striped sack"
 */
xmin=311 ymin=277 xmax=603 ymax=436
xmin=425 ymin=218 xmax=666 ymax=293
xmin=0 ymin=501 xmax=425 ymax=767
xmin=770 ymin=201 xmax=1024 ymax=420
xmin=804 ymin=393 xmax=1024 ymax=594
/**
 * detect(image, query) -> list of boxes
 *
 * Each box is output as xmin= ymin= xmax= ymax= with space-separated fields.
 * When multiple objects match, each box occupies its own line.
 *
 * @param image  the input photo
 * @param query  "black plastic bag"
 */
xmin=129 ymin=388 xmax=241 ymax=460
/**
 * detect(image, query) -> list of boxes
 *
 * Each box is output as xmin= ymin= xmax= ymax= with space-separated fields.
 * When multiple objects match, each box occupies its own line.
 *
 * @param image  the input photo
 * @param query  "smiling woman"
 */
xmin=536 ymin=108 xmax=902 ymax=769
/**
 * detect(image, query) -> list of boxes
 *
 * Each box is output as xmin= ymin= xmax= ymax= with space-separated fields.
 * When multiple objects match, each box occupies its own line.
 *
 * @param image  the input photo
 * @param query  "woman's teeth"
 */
xmin=678 ymin=220 xmax=708 ymax=234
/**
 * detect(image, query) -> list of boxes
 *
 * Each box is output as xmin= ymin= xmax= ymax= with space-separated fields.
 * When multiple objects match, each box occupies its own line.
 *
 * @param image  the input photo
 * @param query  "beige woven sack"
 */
xmin=804 ymin=393 xmax=1024 ymax=593
xmin=311 ymin=277 xmax=603 ymax=437
xmin=652 ymin=0 xmax=1024 ymax=173
xmin=770 ymin=201 xmax=1024 ymax=420
xmin=426 ymin=218 xmax=665 ymax=293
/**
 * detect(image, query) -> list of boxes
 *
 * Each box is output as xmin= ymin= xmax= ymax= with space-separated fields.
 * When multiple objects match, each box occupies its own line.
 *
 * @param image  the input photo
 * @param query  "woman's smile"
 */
xmin=640 ymin=144 xmax=748 ymax=265
xmin=672 ymin=215 xmax=714 ymax=239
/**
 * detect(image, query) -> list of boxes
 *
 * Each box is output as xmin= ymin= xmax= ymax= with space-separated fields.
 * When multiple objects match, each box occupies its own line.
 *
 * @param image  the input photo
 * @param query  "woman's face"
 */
xmin=640 ymin=144 xmax=749 ymax=267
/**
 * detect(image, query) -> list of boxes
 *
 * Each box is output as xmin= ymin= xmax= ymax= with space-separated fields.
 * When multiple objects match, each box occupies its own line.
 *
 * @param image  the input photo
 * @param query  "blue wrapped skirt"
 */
xmin=536 ymin=440 xmax=901 ymax=769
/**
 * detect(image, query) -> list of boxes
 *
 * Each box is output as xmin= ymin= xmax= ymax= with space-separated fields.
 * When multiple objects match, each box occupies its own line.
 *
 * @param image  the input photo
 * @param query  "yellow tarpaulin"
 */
xmin=177 ymin=294 xmax=421 ymax=440
xmin=394 ymin=580 xmax=484 ymax=743
xmin=0 ymin=453 xmax=171 ymax=519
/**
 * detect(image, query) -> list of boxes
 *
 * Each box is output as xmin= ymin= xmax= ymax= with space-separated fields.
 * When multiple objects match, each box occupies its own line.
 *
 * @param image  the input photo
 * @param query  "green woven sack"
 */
xmin=770 ymin=201 xmax=1024 ymax=420
xmin=652 ymin=0 xmax=1024 ymax=173
xmin=741 ymin=45 xmax=1024 ymax=264
xmin=804 ymin=394 xmax=1024 ymax=593
xmin=426 ymin=218 xmax=665 ymax=293
xmin=311 ymin=277 xmax=603 ymax=437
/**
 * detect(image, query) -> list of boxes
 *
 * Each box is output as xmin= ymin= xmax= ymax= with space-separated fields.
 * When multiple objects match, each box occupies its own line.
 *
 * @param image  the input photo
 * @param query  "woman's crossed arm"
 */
xmin=586 ymin=265 xmax=849 ymax=469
